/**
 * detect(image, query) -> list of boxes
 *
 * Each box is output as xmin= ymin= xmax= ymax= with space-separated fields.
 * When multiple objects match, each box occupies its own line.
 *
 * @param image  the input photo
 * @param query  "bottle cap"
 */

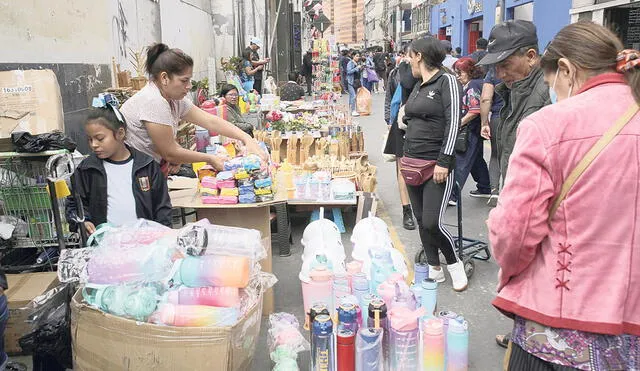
xmin=358 ymin=328 xmax=383 ymax=343
xmin=310 ymin=265 xmax=333 ymax=282
xmin=423 ymin=317 xmax=444 ymax=335
xmin=336 ymin=329 xmax=355 ymax=344
xmin=414 ymin=262 xmax=428 ymax=272
xmin=346 ymin=260 xmax=363 ymax=274
xmin=421 ymin=278 xmax=438 ymax=290
xmin=448 ymin=318 xmax=469 ymax=334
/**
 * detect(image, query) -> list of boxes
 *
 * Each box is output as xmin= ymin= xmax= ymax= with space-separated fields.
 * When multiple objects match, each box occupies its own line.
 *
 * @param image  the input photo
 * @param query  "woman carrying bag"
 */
xmin=400 ymin=38 xmax=468 ymax=292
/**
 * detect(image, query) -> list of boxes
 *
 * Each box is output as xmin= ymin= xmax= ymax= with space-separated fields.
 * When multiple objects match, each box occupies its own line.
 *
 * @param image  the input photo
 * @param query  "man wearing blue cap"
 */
xmin=477 ymin=19 xmax=550 ymax=350
xmin=246 ymin=37 xmax=270 ymax=94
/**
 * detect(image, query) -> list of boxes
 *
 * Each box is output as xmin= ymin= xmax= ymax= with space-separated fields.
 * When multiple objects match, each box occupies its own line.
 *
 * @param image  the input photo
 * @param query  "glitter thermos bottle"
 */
xmin=312 ymin=314 xmax=335 ymax=371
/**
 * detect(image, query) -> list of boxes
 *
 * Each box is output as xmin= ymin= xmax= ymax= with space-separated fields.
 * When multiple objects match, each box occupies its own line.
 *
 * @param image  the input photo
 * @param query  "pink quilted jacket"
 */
xmin=488 ymin=73 xmax=640 ymax=336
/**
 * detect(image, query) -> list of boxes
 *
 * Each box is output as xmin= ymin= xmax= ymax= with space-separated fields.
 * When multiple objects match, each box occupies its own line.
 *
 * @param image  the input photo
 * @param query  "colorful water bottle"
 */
xmin=302 ymin=265 xmax=334 ymax=320
xmin=165 ymin=286 xmax=240 ymax=308
xmin=355 ymin=328 xmax=383 ymax=371
xmin=83 ymin=284 xmax=160 ymax=321
xmin=173 ymin=255 xmax=250 ymax=288
xmin=414 ymin=262 xmax=428 ymax=285
xmin=389 ymin=307 xmax=425 ymax=371
xmin=346 ymin=260 xmax=363 ymax=291
xmin=422 ymin=318 xmax=445 ymax=371
xmin=411 ymin=283 xmax=424 ymax=309
xmin=338 ymin=302 xmax=359 ymax=334
xmin=351 ymin=273 xmax=369 ymax=323
xmin=446 ymin=318 xmax=469 ymax=371
xmin=421 ymin=279 xmax=438 ymax=317
xmin=149 ymin=303 xmax=239 ymax=327
xmin=376 ymin=273 xmax=403 ymax=307
xmin=338 ymin=303 xmax=358 ymax=371
xmin=369 ymin=249 xmax=394 ymax=295
xmin=367 ymin=298 xmax=390 ymax=370
xmin=312 ymin=314 xmax=335 ymax=371
xmin=334 ymin=273 xmax=351 ymax=304
xmin=390 ymin=281 xmax=417 ymax=311
xmin=339 ymin=295 xmax=362 ymax=329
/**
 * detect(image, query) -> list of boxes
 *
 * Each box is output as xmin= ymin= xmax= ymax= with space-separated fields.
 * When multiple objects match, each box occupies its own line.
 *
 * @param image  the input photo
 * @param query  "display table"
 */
xmin=170 ymin=189 xmax=285 ymax=316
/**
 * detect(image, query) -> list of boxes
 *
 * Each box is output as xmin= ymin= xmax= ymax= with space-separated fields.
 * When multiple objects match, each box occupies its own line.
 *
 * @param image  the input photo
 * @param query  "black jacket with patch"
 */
xmin=66 ymin=147 xmax=172 ymax=228
xmin=403 ymin=69 xmax=462 ymax=169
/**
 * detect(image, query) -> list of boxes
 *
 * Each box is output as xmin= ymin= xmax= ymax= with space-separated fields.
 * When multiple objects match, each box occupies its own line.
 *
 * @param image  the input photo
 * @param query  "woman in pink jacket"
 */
xmin=488 ymin=22 xmax=640 ymax=370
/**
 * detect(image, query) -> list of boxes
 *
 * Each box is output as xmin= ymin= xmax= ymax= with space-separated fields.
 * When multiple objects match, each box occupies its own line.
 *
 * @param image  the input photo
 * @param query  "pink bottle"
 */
xmin=377 ymin=273 xmax=405 ymax=306
xmin=301 ymin=265 xmax=334 ymax=321
xmin=165 ymin=287 xmax=240 ymax=308
xmin=174 ymin=255 xmax=250 ymax=288
xmin=149 ymin=303 xmax=239 ymax=327
xmin=422 ymin=317 xmax=446 ymax=371
xmin=346 ymin=260 xmax=363 ymax=291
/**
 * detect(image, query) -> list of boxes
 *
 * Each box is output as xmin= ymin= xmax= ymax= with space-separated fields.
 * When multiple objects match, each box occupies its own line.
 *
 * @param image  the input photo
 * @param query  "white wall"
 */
xmin=0 ymin=0 xmax=111 ymax=64
xmin=514 ymin=2 xmax=534 ymax=21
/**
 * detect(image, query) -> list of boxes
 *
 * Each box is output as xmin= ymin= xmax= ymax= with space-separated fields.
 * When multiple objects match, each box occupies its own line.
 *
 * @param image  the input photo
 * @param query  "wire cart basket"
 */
xmin=0 ymin=151 xmax=79 ymax=272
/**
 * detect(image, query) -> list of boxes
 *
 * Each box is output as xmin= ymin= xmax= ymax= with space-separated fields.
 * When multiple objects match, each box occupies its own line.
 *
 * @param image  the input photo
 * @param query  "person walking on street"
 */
xmin=346 ymin=52 xmax=363 ymax=117
xmin=339 ymin=49 xmax=351 ymax=93
xmin=442 ymin=40 xmax=459 ymax=70
xmin=480 ymin=67 xmax=504 ymax=203
xmin=477 ymin=19 xmax=550 ymax=349
xmin=402 ymin=38 xmax=468 ymax=292
xmin=449 ymin=57 xmax=491 ymax=206
xmin=374 ymin=47 xmax=388 ymax=93
xmin=245 ymin=37 xmax=270 ymax=94
xmin=383 ymin=55 xmax=417 ymax=230
xmin=470 ymin=38 xmax=488 ymax=64
xmin=302 ymin=50 xmax=313 ymax=96
xmin=489 ymin=22 xmax=640 ymax=370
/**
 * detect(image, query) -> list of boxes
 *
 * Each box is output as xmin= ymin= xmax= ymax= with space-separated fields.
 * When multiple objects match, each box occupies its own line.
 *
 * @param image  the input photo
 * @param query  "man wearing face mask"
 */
xmin=477 ymin=20 xmax=550 ymax=349
xmin=477 ymin=20 xmax=550 ymax=180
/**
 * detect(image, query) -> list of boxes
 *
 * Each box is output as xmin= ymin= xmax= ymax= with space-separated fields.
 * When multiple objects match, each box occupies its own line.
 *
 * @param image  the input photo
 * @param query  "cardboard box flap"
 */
xmin=71 ymin=290 xmax=262 ymax=371
xmin=5 ymin=272 xmax=59 ymax=305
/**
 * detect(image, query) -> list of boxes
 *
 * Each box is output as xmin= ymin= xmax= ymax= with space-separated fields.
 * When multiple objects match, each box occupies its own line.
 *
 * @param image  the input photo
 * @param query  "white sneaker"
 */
xmin=352 ymin=111 xmax=360 ymax=117
xmin=429 ymin=265 xmax=446 ymax=283
xmin=447 ymin=261 xmax=468 ymax=292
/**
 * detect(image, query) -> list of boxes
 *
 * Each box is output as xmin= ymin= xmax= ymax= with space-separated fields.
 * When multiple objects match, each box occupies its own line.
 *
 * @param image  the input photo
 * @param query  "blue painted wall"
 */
xmin=429 ymin=0 xmax=571 ymax=56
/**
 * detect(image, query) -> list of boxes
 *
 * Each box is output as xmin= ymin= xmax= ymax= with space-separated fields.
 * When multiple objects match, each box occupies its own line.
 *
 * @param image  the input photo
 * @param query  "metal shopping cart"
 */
xmin=415 ymin=182 xmax=491 ymax=279
xmin=0 ymin=150 xmax=79 ymax=272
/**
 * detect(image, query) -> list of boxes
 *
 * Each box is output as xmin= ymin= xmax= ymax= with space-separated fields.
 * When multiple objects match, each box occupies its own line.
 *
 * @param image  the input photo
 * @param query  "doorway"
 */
xmin=466 ymin=19 xmax=483 ymax=55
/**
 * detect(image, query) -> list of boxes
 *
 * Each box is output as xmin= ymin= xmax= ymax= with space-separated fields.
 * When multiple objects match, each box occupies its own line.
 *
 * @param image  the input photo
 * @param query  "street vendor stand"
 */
xmin=169 ymin=189 xmax=285 ymax=316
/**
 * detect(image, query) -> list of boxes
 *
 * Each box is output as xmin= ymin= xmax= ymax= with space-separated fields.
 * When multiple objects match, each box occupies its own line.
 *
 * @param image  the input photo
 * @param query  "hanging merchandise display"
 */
xmin=299 ymin=215 xmax=470 ymax=371
xmin=311 ymin=38 xmax=341 ymax=96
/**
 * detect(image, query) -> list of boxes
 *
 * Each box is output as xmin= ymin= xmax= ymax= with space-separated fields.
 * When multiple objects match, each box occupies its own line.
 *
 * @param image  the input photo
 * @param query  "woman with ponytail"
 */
xmin=488 ymin=22 xmax=640 ymax=369
xmin=121 ymin=43 xmax=266 ymax=174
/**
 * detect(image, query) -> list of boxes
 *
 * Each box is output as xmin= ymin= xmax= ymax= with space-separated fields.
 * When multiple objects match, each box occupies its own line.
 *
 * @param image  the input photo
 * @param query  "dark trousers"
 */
xmin=253 ymin=79 xmax=262 ymax=94
xmin=305 ymin=75 xmax=312 ymax=95
xmin=0 ymin=295 xmax=7 ymax=366
xmin=507 ymin=342 xmax=580 ymax=371
xmin=453 ymin=128 xmax=491 ymax=200
xmin=363 ymin=78 xmax=374 ymax=92
xmin=407 ymin=174 xmax=458 ymax=266
xmin=488 ymin=114 xmax=502 ymax=190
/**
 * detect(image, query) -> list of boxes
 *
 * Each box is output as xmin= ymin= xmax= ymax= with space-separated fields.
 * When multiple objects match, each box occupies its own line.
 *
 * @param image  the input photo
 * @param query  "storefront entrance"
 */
xmin=466 ymin=19 xmax=483 ymax=55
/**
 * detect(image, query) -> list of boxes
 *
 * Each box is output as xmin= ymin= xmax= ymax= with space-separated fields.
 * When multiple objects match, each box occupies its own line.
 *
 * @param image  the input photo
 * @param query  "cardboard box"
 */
xmin=4 ymin=272 xmax=60 ymax=354
xmin=0 ymin=69 xmax=64 ymax=140
xmin=71 ymin=290 xmax=263 ymax=371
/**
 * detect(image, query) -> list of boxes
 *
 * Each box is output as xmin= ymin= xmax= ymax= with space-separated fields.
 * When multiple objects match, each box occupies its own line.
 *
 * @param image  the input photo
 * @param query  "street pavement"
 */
xmin=252 ymin=92 xmax=512 ymax=370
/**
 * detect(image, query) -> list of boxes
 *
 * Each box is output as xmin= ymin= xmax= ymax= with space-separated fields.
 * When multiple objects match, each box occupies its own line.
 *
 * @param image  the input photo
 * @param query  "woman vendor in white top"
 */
xmin=121 ymin=43 xmax=266 ymax=174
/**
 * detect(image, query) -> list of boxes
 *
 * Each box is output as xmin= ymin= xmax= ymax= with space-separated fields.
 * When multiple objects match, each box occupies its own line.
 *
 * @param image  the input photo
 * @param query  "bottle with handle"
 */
xmin=173 ymin=255 xmax=251 ymax=288
xmin=367 ymin=298 xmax=390 ymax=370
xmin=446 ymin=318 xmax=469 ymax=371
xmin=376 ymin=273 xmax=403 ymax=307
xmin=390 ymin=281 xmax=417 ymax=310
xmin=302 ymin=264 xmax=334 ymax=319
xmin=312 ymin=314 xmax=335 ymax=371
xmin=165 ymin=286 xmax=240 ymax=308
xmin=369 ymin=249 xmax=394 ymax=296
xmin=421 ymin=317 xmax=445 ymax=371
xmin=389 ymin=306 xmax=426 ymax=371
xmin=149 ymin=303 xmax=239 ymax=327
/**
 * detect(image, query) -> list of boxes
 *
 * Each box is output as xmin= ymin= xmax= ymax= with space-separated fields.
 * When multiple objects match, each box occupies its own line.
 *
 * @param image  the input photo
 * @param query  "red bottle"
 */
xmin=337 ymin=328 xmax=355 ymax=371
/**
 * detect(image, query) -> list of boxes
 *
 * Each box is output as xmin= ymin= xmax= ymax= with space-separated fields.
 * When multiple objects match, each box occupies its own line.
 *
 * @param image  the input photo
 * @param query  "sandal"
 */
xmin=496 ymin=333 xmax=510 ymax=348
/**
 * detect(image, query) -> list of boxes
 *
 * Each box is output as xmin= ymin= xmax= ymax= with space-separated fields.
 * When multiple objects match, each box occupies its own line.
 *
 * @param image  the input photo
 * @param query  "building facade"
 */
xmin=323 ymin=0 xmax=365 ymax=45
xmin=429 ymin=0 xmax=571 ymax=56
xmin=364 ymin=0 xmax=387 ymax=47
xmin=570 ymin=0 xmax=640 ymax=49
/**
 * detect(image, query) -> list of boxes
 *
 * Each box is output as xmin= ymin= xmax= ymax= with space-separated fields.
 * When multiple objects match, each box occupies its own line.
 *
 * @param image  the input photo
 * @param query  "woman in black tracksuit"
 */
xmin=403 ymin=38 xmax=468 ymax=292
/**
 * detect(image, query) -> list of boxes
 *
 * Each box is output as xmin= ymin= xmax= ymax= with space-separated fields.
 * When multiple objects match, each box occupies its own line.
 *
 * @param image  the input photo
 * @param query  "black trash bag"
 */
xmin=12 ymin=131 xmax=77 ymax=153
xmin=18 ymin=283 xmax=73 ymax=370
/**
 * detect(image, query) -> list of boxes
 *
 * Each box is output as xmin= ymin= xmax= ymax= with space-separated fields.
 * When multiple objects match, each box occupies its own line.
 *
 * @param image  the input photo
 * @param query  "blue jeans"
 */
xmin=453 ymin=126 xmax=491 ymax=200
xmin=0 ymin=295 xmax=8 ymax=366
xmin=348 ymin=84 xmax=357 ymax=111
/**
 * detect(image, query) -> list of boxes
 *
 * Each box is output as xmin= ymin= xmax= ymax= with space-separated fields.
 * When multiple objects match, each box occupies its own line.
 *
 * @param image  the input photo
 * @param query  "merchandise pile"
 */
xmin=58 ymin=219 xmax=276 ymax=327
xmin=197 ymin=154 xmax=274 ymax=204
xmin=299 ymin=213 xmax=469 ymax=370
